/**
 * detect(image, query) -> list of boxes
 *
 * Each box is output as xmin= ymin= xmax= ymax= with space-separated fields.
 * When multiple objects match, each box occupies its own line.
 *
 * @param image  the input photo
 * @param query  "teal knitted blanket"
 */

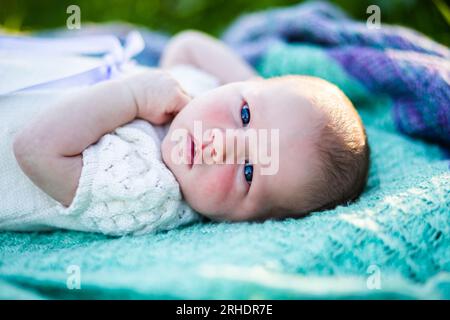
xmin=0 ymin=45 xmax=450 ymax=299
xmin=0 ymin=42 xmax=448 ymax=299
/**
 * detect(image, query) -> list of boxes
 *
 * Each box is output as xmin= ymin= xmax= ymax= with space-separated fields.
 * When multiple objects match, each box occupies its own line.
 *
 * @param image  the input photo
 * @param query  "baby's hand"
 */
xmin=124 ymin=69 xmax=191 ymax=125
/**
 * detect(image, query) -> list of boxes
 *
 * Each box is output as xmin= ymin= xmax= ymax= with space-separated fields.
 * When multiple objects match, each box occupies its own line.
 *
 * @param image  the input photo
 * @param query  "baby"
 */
xmin=9 ymin=31 xmax=369 ymax=235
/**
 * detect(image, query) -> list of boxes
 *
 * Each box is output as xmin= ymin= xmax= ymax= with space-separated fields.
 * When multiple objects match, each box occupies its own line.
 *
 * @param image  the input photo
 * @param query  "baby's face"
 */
xmin=161 ymin=78 xmax=323 ymax=221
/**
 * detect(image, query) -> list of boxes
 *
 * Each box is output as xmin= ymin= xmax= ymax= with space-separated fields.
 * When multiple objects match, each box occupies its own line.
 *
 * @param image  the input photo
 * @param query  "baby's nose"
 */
xmin=203 ymin=128 xmax=247 ymax=164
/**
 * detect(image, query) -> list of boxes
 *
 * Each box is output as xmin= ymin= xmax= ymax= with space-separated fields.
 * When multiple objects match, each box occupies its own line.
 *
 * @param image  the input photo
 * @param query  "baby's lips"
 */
xmin=193 ymin=136 xmax=204 ymax=165
xmin=184 ymin=133 xmax=193 ymax=167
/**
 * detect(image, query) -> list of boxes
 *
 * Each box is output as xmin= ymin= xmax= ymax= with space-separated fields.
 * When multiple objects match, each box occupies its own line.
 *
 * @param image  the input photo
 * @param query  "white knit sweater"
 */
xmin=0 ymin=53 xmax=219 ymax=236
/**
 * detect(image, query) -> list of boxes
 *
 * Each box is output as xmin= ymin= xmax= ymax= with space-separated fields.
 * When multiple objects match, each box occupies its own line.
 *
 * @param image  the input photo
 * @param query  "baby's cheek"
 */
xmin=200 ymin=166 xmax=235 ymax=204
xmin=198 ymin=100 xmax=232 ymax=125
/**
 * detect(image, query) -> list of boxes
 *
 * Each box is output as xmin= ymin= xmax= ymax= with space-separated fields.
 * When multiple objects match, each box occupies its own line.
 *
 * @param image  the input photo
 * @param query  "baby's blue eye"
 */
xmin=241 ymin=103 xmax=250 ymax=126
xmin=244 ymin=161 xmax=253 ymax=184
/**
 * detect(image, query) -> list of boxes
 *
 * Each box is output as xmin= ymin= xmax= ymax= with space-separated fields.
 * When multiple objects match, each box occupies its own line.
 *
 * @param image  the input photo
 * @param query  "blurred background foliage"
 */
xmin=0 ymin=0 xmax=449 ymax=46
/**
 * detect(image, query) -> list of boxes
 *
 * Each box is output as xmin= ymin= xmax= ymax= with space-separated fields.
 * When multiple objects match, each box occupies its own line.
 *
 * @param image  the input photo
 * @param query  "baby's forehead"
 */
xmin=251 ymin=84 xmax=323 ymax=136
xmin=256 ymin=79 xmax=321 ymax=113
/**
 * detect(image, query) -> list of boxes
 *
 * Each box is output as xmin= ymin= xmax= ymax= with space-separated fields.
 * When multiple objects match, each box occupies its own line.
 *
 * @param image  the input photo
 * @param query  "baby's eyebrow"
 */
xmin=246 ymin=91 xmax=266 ymax=129
xmin=246 ymin=91 xmax=258 ymax=113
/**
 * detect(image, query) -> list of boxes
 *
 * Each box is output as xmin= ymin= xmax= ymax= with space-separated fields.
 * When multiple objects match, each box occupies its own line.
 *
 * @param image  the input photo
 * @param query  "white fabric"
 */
xmin=0 ymin=52 xmax=219 ymax=235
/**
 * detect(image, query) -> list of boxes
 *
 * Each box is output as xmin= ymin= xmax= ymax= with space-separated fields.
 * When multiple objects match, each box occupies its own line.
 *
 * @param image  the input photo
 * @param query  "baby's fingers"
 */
xmin=146 ymin=86 xmax=191 ymax=125
xmin=167 ymin=87 xmax=191 ymax=116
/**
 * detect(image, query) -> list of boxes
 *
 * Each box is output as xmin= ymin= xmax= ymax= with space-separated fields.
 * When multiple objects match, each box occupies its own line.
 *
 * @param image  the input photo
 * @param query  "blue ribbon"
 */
xmin=0 ymin=30 xmax=145 ymax=95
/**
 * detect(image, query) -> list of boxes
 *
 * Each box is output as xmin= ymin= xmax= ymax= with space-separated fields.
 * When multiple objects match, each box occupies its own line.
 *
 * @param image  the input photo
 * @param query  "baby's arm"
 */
xmin=160 ymin=30 xmax=257 ymax=84
xmin=13 ymin=70 xmax=190 ymax=207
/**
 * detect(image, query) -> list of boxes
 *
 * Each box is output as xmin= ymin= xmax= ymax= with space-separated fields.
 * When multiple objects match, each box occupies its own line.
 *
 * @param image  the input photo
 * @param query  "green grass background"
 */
xmin=0 ymin=0 xmax=449 ymax=46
